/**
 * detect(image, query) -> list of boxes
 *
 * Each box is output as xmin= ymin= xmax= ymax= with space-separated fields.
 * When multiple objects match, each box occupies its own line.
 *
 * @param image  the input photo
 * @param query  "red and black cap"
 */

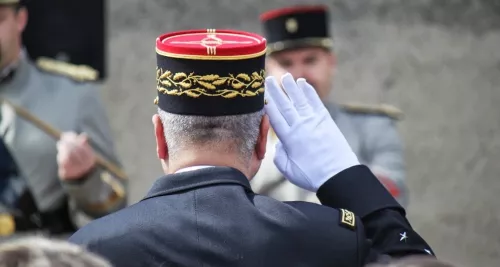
xmin=154 ymin=29 xmax=267 ymax=116
xmin=260 ymin=5 xmax=333 ymax=54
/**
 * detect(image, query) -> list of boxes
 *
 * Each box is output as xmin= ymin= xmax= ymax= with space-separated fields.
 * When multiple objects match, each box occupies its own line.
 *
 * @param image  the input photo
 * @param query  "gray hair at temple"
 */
xmin=0 ymin=237 xmax=112 ymax=267
xmin=158 ymin=108 xmax=265 ymax=162
xmin=366 ymin=256 xmax=455 ymax=267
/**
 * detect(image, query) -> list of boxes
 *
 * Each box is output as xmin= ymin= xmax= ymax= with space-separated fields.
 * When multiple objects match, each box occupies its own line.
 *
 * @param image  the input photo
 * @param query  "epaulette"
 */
xmin=36 ymin=57 xmax=99 ymax=82
xmin=340 ymin=103 xmax=404 ymax=120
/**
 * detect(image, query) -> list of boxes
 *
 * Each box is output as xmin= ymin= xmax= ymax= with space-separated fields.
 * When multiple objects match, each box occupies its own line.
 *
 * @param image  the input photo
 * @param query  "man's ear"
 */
xmin=152 ymin=114 xmax=168 ymax=161
xmin=16 ymin=7 xmax=28 ymax=33
xmin=256 ymin=114 xmax=270 ymax=160
xmin=328 ymin=51 xmax=336 ymax=68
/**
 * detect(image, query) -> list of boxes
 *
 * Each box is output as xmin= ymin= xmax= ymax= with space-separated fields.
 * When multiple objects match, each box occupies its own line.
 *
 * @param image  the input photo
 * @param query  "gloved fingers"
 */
xmin=265 ymin=76 xmax=299 ymax=126
xmin=264 ymin=87 xmax=290 ymax=136
xmin=298 ymin=79 xmax=325 ymax=113
xmin=280 ymin=74 xmax=312 ymax=116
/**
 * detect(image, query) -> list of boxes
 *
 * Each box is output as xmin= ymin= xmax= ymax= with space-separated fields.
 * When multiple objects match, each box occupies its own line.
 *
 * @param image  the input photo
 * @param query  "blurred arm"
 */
xmin=60 ymin=85 xmax=127 ymax=222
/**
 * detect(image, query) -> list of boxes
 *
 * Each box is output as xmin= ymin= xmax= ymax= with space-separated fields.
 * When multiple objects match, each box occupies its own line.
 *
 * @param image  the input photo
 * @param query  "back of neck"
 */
xmin=167 ymin=149 xmax=250 ymax=178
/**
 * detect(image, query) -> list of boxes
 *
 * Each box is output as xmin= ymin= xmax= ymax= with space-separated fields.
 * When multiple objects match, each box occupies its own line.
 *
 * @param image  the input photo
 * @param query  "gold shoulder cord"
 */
xmin=341 ymin=103 xmax=404 ymax=120
xmin=36 ymin=57 xmax=99 ymax=82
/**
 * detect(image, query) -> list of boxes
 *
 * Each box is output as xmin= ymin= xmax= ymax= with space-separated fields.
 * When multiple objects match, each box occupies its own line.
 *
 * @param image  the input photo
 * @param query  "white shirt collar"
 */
xmin=174 ymin=165 xmax=214 ymax=174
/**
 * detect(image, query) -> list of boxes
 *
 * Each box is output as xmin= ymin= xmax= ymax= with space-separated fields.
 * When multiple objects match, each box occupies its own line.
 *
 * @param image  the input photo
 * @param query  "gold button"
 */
xmin=285 ymin=18 xmax=298 ymax=33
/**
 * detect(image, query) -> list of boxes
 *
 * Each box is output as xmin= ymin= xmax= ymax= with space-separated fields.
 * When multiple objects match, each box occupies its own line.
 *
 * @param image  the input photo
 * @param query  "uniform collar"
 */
xmin=0 ymin=50 xmax=24 ymax=84
xmin=142 ymin=166 xmax=253 ymax=201
xmin=0 ymin=49 xmax=30 ymax=90
xmin=0 ymin=66 xmax=16 ymax=84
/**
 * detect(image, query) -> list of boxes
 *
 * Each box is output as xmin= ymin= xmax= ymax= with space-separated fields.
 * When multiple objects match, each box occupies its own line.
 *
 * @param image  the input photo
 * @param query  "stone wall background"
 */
xmin=102 ymin=0 xmax=500 ymax=266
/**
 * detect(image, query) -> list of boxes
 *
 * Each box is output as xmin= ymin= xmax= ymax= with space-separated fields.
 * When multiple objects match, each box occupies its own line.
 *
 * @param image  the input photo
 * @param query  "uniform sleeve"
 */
xmin=363 ymin=116 xmax=408 ymax=207
xmin=316 ymin=165 xmax=434 ymax=264
xmin=60 ymin=83 xmax=127 ymax=221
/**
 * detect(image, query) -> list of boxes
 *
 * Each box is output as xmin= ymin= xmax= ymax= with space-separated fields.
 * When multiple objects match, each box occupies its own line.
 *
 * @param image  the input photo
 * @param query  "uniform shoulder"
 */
xmin=340 ymin=102 xmax=404 ymax=120
xmin=69 ymin=205 xmax=135 ymax=245
xmin=35 ymin=57 xmax=99 ymax=83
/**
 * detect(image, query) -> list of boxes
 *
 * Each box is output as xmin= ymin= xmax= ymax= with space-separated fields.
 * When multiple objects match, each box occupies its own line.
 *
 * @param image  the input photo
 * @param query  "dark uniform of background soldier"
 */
xmin=69 ymin=29 xmax=433 ymax=267
xmin=251 ymin=5 xmax=409 ymax=207
xmin=0 ymin=0 xmax=126 ymax=239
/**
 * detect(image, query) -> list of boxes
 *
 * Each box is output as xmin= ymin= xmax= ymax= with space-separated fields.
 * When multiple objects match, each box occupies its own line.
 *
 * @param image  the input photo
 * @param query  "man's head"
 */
xmin=260 ymin=5 xmax=335 ymax=100
xmin=152 ymin=29 xmax=269 ymax=178
xmin=0 ymin=0 xmax=27 ymax=69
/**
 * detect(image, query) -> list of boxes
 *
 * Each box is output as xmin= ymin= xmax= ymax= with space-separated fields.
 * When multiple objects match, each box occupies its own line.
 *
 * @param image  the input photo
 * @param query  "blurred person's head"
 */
xmin=0 ymin=0 xmax=27 ymax=69
xmin=366 ymin=256 xmax=455 ymax=267
xmin=152 ymin=29 xmax=269 ymax=179
xmin=0 ymin=236 xmax=112 ymax=267
xmin=260 ymin=5 xmax=335 ymax=101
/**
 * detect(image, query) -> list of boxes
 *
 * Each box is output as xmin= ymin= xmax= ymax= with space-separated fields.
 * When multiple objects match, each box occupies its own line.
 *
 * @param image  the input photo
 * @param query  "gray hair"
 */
xmin=158 ymin=108 xmax=265 ymax=162
xmin=0 ymin=237 xmax=112 ymax=267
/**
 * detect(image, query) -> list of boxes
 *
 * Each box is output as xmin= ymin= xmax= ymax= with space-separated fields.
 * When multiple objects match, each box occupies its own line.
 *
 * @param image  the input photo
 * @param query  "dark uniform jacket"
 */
xmin=69 ymin=165 xmax=433 ymax=267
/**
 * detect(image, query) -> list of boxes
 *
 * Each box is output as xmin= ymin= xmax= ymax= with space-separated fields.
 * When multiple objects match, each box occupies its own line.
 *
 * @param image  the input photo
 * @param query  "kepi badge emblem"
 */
xmin=285 ymin=18 xmax=298 ymax=33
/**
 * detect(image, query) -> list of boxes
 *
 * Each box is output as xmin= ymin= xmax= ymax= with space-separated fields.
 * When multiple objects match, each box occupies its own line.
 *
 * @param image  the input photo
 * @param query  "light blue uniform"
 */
xmin=0 ymin=55 xmax=127 ymax=238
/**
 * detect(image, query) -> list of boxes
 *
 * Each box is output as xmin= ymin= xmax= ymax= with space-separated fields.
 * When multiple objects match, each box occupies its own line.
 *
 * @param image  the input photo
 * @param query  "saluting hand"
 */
xmin=56 ymin=132 xmax=96 ymax=180
xmin=264 ymin=73 xmax=360 ymax=192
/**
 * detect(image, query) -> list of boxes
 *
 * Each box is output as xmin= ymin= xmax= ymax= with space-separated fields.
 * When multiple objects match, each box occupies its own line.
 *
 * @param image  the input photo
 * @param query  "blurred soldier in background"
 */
xmin=252 ymin=5 xmax=408 ymax=206
xmin=22 ymin=0 xmax=107 ymax=81
xmin=0 ymin=0 xmax=126 ymax=239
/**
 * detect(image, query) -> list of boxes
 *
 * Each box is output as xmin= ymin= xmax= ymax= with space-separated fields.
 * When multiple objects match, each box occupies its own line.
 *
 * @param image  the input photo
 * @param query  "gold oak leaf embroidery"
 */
xmin=155 ymin=68 xmax=265 ymax=99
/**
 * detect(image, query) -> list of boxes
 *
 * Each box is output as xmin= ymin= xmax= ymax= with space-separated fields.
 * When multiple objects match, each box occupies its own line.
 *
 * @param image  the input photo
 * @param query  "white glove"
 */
xmin=264 ymin=73 xmax=360 ymax=192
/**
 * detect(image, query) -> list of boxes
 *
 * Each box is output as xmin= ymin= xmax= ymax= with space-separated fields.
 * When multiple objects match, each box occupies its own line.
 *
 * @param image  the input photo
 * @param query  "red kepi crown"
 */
xmin=154 ymin=29 xmax=267 ymax=116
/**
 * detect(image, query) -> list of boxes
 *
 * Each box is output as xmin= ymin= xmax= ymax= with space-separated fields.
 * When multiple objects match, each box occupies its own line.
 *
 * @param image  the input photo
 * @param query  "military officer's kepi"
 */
xmin=260 ymin=5 xmax=332 ymax=54
xmin=154 ymin=29 xmax=267 ymax=116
